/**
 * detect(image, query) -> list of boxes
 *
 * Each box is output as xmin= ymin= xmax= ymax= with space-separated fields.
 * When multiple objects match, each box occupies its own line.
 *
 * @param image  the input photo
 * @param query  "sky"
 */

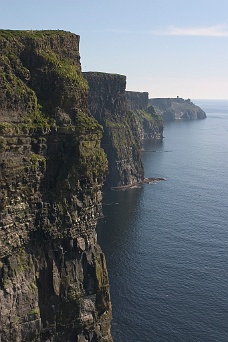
xmin=1 ymin=0 xmax=228 ymax=99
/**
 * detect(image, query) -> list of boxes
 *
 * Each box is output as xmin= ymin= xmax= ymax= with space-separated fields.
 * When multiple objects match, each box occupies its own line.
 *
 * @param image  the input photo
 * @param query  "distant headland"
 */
xmin=149 ymin=97 xmax=207 ymax=121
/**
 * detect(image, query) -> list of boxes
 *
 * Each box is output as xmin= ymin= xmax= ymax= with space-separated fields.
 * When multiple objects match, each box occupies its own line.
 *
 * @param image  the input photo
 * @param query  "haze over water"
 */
xmin=97 ymin=100 xmax=228 ymax=342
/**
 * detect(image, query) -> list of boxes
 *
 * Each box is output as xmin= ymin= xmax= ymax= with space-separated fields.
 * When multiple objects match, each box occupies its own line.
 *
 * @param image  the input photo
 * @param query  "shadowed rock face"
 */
xmin=0 ymin=30 xmax=112 ymax=342
xmin=83 ymin=72 xmax=144 ymax=189
xmin=125 ymin=91 xmax=149 ymax=111
xmin=149 ymin=97 xmax=207 ymax=121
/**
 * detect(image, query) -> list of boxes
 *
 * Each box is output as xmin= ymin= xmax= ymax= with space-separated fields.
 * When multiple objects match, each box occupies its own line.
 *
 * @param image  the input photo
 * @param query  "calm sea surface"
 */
xmin=97 ymin=100 xmax=228 ymax=342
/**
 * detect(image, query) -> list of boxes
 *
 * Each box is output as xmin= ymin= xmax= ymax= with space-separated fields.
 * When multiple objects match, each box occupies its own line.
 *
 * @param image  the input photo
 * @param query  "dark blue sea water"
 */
xmin=97 ymin=100 xmax=228 ymax=342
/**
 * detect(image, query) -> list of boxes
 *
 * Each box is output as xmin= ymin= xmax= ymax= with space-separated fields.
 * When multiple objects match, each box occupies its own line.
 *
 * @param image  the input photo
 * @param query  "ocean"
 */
xmin=97 ymin=100 xmax=228 ymax=342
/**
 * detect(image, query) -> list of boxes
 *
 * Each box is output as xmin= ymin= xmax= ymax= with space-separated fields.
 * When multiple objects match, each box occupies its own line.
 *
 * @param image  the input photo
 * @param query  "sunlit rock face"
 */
xmin=0 ymin=30 xmax=112 ymax=342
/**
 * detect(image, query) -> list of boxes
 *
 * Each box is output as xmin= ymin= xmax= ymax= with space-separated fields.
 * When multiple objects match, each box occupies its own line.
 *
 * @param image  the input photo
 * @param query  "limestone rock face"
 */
xmin=149 ymin=97 xmax=207 ymax=121
xmin=83 ymin=72 xmax=144 ymax=189
xmin=0 ymin=30 xmax=112 ymax=342
xmin=125 ymin=91 xmax=163 ymax=140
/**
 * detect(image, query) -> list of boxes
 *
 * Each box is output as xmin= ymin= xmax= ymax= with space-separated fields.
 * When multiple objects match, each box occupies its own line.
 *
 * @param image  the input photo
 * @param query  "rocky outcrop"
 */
xmin=0 ymin=30 xmax=112 ymax=342
xmin=125 ymin=91 xmax=163 ymax=139
xmin=83 ymin=72 xmax=144 ymax=189
xmin=149 ymin=97 xmax=206 ymax=121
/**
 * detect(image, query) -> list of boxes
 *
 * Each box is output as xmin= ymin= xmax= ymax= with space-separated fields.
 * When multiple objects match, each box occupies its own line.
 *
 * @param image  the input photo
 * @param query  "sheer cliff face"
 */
xmin=125 ymin=91 xmax=163 ymax=140
xmin=83 ymin=72 xmax=144 ymax=189
xmin=0 ymin=30 xmax=112 ymax=342
xmin=125 ymin=91 xmax=149 ymax=111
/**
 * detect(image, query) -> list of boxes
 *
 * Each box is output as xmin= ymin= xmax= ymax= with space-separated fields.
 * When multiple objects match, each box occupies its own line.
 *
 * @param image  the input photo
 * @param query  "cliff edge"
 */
xmin=0 ymin=30 xmax=112 ymax=342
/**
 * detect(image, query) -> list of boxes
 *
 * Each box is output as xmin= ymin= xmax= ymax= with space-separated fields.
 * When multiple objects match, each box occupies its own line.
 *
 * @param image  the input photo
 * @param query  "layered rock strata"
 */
xmin=0 ymin=30 xmax=112 ymax=342
xmin=125 ymin=91 xmax=163 ymax=139
xmin=83 ymin=72 xmax=144 ymax=189
xmin=149 ymin=97 xmax=206 ymax=120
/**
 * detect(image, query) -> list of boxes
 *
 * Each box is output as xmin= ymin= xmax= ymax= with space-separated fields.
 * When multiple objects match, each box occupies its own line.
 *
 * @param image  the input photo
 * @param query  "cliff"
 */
xmin=83 ymin=72 xmax=144 ymax=189
xmin=149 ymin=97 xmax=207 ymax=121
xmin=0 ymin=30 xmax=112 ymax=342
xmin=125 ymin=91 xmax=163 ymax=139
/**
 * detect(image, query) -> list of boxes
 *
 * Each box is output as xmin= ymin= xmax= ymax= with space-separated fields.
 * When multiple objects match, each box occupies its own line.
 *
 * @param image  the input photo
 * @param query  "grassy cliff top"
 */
xmin=0 ymin=29 xmax=78 ymax=39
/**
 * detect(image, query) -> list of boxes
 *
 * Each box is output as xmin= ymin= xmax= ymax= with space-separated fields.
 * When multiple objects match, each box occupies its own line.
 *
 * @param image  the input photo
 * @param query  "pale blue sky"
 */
xmin=1 ymin=0 xmax=228 ymax=99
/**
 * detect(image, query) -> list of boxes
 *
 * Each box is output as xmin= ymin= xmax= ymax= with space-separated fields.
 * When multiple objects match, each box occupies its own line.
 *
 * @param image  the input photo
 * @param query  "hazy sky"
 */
xmin=1 ymin=0 xmax=228 ymax=99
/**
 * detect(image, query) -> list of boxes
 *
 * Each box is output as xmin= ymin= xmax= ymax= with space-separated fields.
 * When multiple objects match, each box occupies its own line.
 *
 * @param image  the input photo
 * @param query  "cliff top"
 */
xmin=83 ymin=71 xmax=126 ymax=81
xmin=0 ymin=29 xmax=77 ymax=39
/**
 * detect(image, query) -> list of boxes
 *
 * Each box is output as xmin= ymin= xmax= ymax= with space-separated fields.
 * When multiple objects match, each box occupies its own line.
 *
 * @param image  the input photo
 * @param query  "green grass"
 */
xmin=0 ymin=29 xmax=73 ymax=39
xmin=30 ymin=307 xmax=40 ymax=316
xmin=38 ymin=50 xmax=88 ymax=90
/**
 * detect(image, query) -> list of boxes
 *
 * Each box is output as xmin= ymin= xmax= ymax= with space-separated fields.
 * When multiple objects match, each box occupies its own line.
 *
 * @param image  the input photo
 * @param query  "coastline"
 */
xmin=111 ymin=177 xmax=166 ymax=191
